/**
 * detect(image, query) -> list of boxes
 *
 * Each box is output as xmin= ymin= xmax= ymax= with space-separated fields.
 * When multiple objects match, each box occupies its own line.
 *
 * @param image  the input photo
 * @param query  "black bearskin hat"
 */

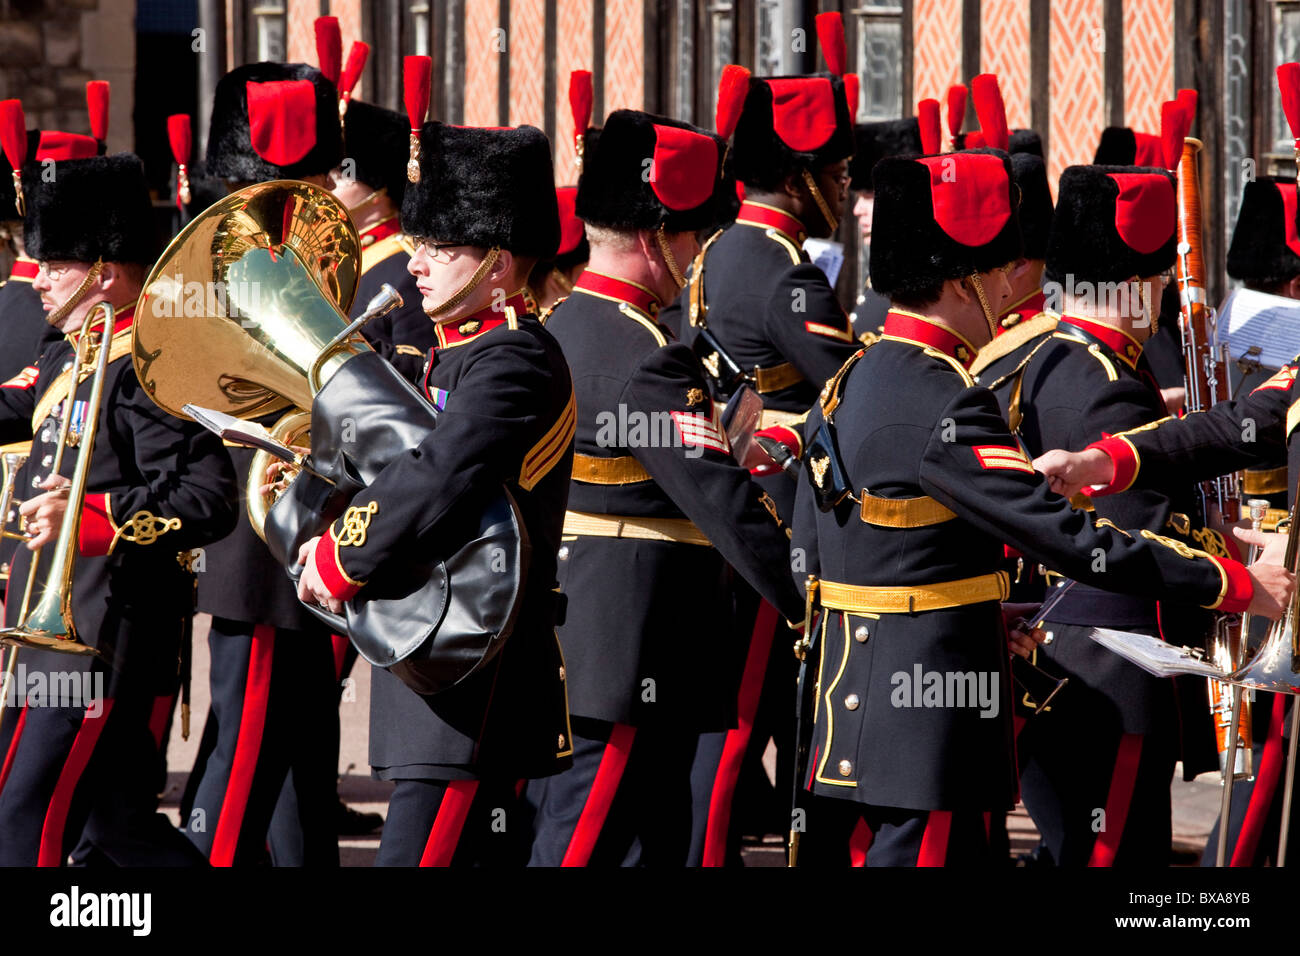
xmin=848 ymin=117 xmax=922 ymax=191
xmin=206 ymin=62 xmax=343 ymax=183
xmin=1045 ymin=165 xmax=1177 ymax=286
xmin=341 ymin=99 xmax=410 ymax=207
xmin=22 ymin=153 xmax=158 ymax=265
xmin=869 ymin=148 xmax=1023 ymax=300
xmin=1012 ymin=152 xmax=1054 ymax=261
xmin=576 ymin=109 xmax=727 ymax=234
xmin=1092 ymin=127 xmax=1163 ymax=167
xmin=401 ymin=122 xmax=559 ymax=259
xmin=1226 ymin=176 xmax=1300 ymax=286
xmin=729 ymin=73 xmax=854 ymax=191
xmin=956 ymin=127 xmax=1042 ymax=156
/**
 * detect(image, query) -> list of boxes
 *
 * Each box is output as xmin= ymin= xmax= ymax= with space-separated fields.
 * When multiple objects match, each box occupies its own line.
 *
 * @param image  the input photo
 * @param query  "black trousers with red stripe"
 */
xmin=0 ymin=694 xmax=206 ymax=866
xmin=182 ymin=618 xmax=339 ymax=866
xmin=1201 ymin=693 xmax=1300 ymax=866
xmin=687 ymin=590 xmax=792 ymax=866
xmin=526 ymin=717 xmax=698 ymax=866
xmin=805 ymin=797 xmax=994 ymax=866
xmin=374 ymin=777 xmax=526 ymax=866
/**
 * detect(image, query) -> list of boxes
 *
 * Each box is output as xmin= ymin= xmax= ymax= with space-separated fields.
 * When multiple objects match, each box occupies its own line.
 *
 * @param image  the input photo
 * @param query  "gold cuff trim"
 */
xmin=858 ymin=492 xmax=956 ymax=528
xmin=110 ymin=508 xmax=181 ymax=554
xmin=337 ymin=501 xmax=378 ymax=547
xmin=753 ymin=361 xmax=805 ymax=393
xmin=562 ymin=510 xmax=711 ymax=547
xmin=571 ymin=453 xmax=651 ymax=485
xmin=819 ymin=572 xmax=1009 ymax=615
xmin=1242 ymin=465 xmax=1289 ymax=496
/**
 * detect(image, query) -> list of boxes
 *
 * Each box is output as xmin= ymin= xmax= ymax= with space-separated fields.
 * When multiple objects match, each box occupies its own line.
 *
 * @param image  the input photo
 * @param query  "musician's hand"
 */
xmin=1033 ymin=447 xmax=1113 ymax=499
xmin=1160 ymin=386 xmax=1186 ymax=416
xmin=1236 ymin=527 xmax=1289 ymax=566
xmin=1002 ymin=603 xmax=1047 ymax=659
xmin=260 ymin=459 xmax=296 ymax=497
xmin=19 ymin=474 xmax=70 ymax=550
xmin=296 ymin=535 xmax=344 ymax=614
xmin=1243 ymin=560 xmax=1295 ymax=621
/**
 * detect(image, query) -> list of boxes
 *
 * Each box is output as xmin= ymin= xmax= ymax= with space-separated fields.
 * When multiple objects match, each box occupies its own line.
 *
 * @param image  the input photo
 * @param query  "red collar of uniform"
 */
xmin=882 ymin=309 xmax=979 ymax=370
xmin=735 ymin=201 xmax=808 ymax=245
xmin=67 ymin=303 xmax=134 ymax=347
xmin=572 ymin=270 xmax=661 ymax=317
xmin=433 ymin=290 xmax=530 ymax=349
xmin=358 ymin=214 xmax=401 ymax=246
xmin=1058 ymin=313 xmax=1143 ymax=368
xmin=7 ymin=257 xmax=38 ymax=282
xmin=996 ymin=289 xmax=1046 ymax=329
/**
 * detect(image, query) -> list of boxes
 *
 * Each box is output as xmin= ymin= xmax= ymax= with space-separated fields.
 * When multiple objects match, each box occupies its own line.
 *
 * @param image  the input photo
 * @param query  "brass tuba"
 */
xmin=133 ymin=179 xmax=375 ymax=538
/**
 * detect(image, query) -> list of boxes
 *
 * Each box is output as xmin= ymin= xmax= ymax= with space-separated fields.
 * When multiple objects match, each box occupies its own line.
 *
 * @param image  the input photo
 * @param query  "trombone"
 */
xmin=0 ymin=301 xmax=116 ymax=668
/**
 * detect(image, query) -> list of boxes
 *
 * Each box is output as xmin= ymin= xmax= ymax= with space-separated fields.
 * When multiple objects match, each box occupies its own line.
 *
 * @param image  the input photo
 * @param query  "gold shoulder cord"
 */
xmin=687 ymin=228 xmax=725 ymax=329
xmin=425 ymin=247 xmax=500 ymax=318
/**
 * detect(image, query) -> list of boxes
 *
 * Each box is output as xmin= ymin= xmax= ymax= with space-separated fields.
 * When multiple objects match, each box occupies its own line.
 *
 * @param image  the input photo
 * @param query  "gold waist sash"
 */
xmin=562 ymin=510 xmax=711 ymax=547
xmin=819 ymin=572 xmax=1010 ymax=615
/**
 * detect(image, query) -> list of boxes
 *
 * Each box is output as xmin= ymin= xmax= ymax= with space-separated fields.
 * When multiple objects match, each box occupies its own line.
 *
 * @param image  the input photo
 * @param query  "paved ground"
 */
xmin=162 ymin=614 xmax=1228 ymax=866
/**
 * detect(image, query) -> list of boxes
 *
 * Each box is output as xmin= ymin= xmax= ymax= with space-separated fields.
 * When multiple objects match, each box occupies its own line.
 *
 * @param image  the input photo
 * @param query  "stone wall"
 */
xmin=0 ymin=0 xmax=136 ymax=154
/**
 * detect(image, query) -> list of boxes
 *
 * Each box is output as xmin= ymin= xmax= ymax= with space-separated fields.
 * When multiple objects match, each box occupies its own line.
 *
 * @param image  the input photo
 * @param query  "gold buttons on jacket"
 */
xmin=557 ymin=545 xmax=570 ymax=561
xmin=844 ymin=694 xmax=860 ymax=711
xmin=557 ymin=734 xmax=567 ymax=749
xmin=558 ymin=666 xmax=566 ymax=681
xmin=838 ymin=759 xmax=853 ymax=777
xmin=854 ymin=625 xmax=869 ymax=643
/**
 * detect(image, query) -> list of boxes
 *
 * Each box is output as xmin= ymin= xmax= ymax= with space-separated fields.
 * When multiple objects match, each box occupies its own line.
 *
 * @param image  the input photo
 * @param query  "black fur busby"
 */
xmin=576 ymin=109 xmax=727 ymax=234
xmin=1226 ymin=176 xmax=1300 ymax=286
xmin=1045 ymin=165 xmax=1177 ymax=286
xmin=1008 ymin=128 xmax=1042 ymax=156
xmin=0 ymin=129 xmax=38 ymax=222
xmin=401 ymin=122 xmax=559 ymax=259
xmin=22 ymin=153 xmax=158 ymax=265
xmin=729 ymin=73 xmax=855 ymax=191
xmin=848 ymin=118 xmax=922 ymax=191
xmin=206 ymin=62 xmax=343 ymax=183
xmin=1012 ymin=152 xmax=1053 ymax=260
xmin=869 ymin=149 xmax=1023 ymax=300
xmin=341 ymin=99 xmax=410 ymax=207
xmin=1092 ymin=127 xmax=1163 ymax=167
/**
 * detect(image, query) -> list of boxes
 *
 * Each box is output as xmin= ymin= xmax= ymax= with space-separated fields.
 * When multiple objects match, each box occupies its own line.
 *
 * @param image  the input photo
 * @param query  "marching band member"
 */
xmin=0 ymin=128 xmax=236 ymax=865
xmin=790 ymin=147 xmax=1292 ymax=866
xmin=295 ymin=116 xmax=576 ymax=867
xmin=525 ymin=107 xmax=803 ymax=867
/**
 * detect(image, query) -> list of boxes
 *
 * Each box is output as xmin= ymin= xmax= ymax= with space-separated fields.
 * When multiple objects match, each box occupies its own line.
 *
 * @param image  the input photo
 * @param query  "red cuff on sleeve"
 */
xmin=1206 ymin=557 xmax=1253 ymax=614
xmin=79 ymin=493 xmax=115 ymax=557
xmin=314 ymin=524 xmax=363 ymax=601
xmin=1085 ymin=435 xmax=1139 ymax=496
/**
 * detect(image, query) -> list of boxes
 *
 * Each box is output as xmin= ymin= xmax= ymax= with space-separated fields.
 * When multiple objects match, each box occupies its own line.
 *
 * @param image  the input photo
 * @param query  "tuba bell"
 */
xmin=133 ymin=181 xmax=531 ymax=696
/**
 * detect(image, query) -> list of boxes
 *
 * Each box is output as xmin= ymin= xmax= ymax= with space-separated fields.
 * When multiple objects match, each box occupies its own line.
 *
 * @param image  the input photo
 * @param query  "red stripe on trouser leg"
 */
xmin=917 ymin=810 xmax=952 ymax=866
xmin=702 ymin=599 xmax=780 ymax=867
xmin=38 ymin=699 xmax=115 ymax=867
xmin=330 ymin=633 xmax=349 ymax=683
xmin=848 ymin=815 xmax=872 ymax=866
xmin=561 ymin=723 xmax=636 ymax=867
xmin=1087 ymin=732 xmax=1143 ymax=867
xmin=0 ymin=707 xmax=28 ymax=794
xmin=148 ymin=694 xmax=174 ymax=750
xmin=419 ymin=780 xmax=480 ymax=867
xmin=982 ymin=811 xmax=991 ymax=839
xmin=1232 ymin=693 xmax=1286 ymax=866
xmin=209 ymin=625 xmax=275 ymax=867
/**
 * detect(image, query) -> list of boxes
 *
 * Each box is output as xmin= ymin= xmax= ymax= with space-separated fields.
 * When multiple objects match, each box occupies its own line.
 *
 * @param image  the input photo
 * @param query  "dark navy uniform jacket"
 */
xmin=312 ymin=293 xmax=575 ymax=781
xmin=791 ymin=310 xmax=1255 ymax=813
xmin=0 ymin=304 xmax=237 ymax=698
xmin=975 ymin=312 xmax=1229 ymax=768
xmin=543 ymin=271 xmax=803 ymax=730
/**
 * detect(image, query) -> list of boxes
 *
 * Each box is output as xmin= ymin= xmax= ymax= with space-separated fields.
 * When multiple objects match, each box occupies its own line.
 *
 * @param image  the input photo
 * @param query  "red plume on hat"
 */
xmin=314 ymin=17 xmax=342 ymax=85
xmin=970 ymin=73 xmax=1008 ymax=152
xmin=167 ymin=113 xmax=192 ymax=209
xmin=86 ymin=80 xmax=109 ymax=144
xmin=1280 ymin=63 xmax=1300 ymax=160
xmin=338 ymin=42 xmax=370 ymax=118
xmin=569 ymin=69 xmax=592 ymax=171
xmin=843 ymin=74 xmax=860 ymax=123
xmin=945 ymin=84 xmax=967 ymax=149
xmin=816 ymin=11 xmax=846 ymax=76
xmin=918 ymin=98 xmax=942 ymax=155
xmin=403 ymin=55 xmax=432 ymax=183
xmin=0 ymin=99 xmax=26 ymax=215
xmin=1159 ymin=99 xmax=1191 ymax=171
xmin=715 ymin=64 xmax=750 ymax=141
